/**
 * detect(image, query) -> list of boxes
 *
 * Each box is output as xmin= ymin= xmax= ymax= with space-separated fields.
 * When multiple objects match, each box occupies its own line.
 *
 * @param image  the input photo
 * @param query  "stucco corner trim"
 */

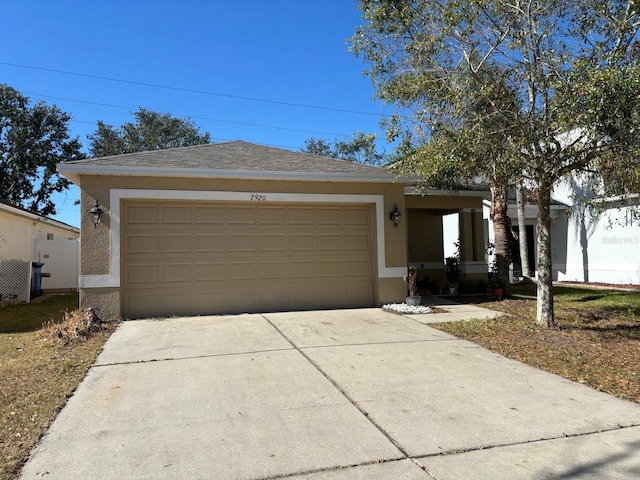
xmin=79 ymin=274 xmax=119 ymax=288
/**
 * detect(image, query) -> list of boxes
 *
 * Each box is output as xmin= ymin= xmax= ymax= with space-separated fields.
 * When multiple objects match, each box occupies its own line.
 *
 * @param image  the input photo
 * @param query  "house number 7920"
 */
xmin=250 ymin=194 xmax=267 ymax=201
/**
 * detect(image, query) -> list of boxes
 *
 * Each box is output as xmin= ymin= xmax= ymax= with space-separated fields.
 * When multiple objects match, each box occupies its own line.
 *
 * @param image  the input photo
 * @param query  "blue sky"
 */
xmin=1 ymin=1 xmax=394 ymax=227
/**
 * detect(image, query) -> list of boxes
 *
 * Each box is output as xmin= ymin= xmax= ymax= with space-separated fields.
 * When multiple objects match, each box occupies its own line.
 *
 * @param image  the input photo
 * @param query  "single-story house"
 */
xmin=58 ymin=141 xmax=488 ymax=319
xmin=0 ymin=201 xmax=80 ymax=293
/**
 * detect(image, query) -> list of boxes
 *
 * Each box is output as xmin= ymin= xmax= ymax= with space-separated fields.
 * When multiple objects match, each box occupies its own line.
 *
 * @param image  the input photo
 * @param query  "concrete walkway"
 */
xmin=20 ymin=305 xmax=640 ymax=479
xmin=414 ymin=296 xmax=506 ymax=323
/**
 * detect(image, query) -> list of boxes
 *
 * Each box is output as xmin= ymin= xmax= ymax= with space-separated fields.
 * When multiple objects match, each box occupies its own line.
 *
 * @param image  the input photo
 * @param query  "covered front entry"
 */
xmin=121 ymin=200 xmax=375 ymax=318
xmin=405 ymin=190 xmax=489 ymax=292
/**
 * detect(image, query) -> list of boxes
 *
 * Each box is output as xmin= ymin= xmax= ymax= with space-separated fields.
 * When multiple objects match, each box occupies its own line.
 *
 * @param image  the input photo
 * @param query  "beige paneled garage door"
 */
xmin=121 ymin=201 xmax=375 ymax=318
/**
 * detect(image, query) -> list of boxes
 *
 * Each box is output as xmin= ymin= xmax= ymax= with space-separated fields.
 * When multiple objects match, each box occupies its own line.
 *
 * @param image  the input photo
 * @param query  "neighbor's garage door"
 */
xmin=121 ymin=201 xmax=375 ymax=318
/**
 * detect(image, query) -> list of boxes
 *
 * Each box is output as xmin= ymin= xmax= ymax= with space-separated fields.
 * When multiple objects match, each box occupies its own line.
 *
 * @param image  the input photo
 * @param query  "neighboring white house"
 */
xmin=480 ymin=193 xmax=568 ymax=282
xmin=444 ymin=187 xmax=640 ymax=285
xmin=549 ymin=183 xmax=640 ymax=285
xmin=0 ymin=202 xmax=80 ymax=292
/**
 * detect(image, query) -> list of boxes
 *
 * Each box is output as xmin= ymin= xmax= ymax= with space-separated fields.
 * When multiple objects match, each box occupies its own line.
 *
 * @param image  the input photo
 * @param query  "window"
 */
xmin=46 ymin=233 xmax=54 ymax=240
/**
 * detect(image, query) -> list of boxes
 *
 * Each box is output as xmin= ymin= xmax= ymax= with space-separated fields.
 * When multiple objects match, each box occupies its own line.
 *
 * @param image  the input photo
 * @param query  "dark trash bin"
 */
xmin=31 ymin=262 xmax=45 ymax=299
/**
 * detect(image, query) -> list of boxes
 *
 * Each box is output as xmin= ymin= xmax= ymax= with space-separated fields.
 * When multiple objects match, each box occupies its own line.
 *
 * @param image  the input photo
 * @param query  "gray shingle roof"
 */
xmin=59 ymin=141 xmax=404 ymax=183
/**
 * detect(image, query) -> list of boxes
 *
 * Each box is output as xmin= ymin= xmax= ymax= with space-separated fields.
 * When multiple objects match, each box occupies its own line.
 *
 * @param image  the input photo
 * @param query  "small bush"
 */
xmin=0 ymin=298 xmax=22 ymax=309
xmin=41 ymin=308 xmax=107 ymax=344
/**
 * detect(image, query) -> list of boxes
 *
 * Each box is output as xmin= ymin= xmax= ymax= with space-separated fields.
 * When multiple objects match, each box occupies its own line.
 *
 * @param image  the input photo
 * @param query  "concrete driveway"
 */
xmin=20 ymin=307 xmax=640 ymax=479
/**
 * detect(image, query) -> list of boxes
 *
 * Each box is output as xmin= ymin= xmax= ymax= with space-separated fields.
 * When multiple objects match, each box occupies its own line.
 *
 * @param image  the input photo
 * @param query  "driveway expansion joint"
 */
xmin=411 ymin=423 xmax=640 ymax=460
xmin=409 ymin=458 xmax=441 ymax=479
xmin=298 ymin=338 xmax=456 ymax=350
xmin=260 ymin=314 xmax=411 ymax=459
xmin=93 ymin=347 xmax=294 ymax=367
xmin=246 ymin=456 xmax=407 ymax=480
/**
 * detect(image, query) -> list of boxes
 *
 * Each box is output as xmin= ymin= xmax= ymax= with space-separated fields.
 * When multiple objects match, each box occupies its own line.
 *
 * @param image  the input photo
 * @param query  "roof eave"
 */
xmin=0 ymin=202 xmax=80 ymax=233
xmin=405 ymin=186 xmax=491 ymax=199
xmin=57 ymin=164 xmax=415 ymax=184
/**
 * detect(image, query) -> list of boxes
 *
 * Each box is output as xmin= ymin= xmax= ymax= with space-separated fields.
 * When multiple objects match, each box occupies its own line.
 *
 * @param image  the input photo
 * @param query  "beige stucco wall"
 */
xmin=407 ymin=209 xmax=445 ymax=262
xmin=79 ymin=193 xmax=111 ymax=275
xmin=77 ymin=175 xmax=408 ymax=318
xmin=80 ymin=287 xmax=121 ymax=321
xmin=0 ymin=209 xmax=79 ymax=262
xmin=406 ymin=209 xmax=446 ymax=287
xmin=378 ymin=277 xmax=406 ymax=304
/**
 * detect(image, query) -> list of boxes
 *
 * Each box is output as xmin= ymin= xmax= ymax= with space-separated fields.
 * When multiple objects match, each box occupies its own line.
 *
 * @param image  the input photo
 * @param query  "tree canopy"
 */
xmin=351 ymin=0 xmax=640 ymax=326
xmin=88 ymin=108 xmax=211 ymax=157
xmin=301 ymin=132 xmax=385 ymax=165
xmin=0 ymin=84 xmax=83 ymax=216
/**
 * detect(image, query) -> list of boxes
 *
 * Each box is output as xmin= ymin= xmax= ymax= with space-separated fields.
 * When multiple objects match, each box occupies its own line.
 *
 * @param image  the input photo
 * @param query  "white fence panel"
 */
xmin=0 ymin=259 xmax=31 ymax=302
xmin=35 ymin=239 xmax=80 ymax=291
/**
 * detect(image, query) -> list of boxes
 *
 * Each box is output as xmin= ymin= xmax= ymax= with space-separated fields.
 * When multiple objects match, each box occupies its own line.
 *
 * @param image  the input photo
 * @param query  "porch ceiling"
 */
xmin=404 ymin=191 xmax=487 ymax=211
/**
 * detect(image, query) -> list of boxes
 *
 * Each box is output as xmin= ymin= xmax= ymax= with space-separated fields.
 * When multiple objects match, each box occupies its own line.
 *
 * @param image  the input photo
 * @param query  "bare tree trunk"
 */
xmin=516 ymin=182 xmax=532 ymax=280
xmin=490 ymin=182 xmax=511 ymax=296
xmin=536 ymin=178 xmax=555 ymax=327
xmin=579 ymin=218 xmax=590 ymax=283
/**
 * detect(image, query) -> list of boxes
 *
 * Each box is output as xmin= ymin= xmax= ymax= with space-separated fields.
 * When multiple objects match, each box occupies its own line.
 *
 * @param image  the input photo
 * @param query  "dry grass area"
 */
xmin=433 ymin=283 xmax=640 ymax=403
xmin=0 ymin=294 xmax=117 ymax=480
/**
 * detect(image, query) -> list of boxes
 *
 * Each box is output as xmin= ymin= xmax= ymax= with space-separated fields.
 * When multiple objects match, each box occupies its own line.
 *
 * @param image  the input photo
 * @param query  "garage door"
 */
xmin=121 ymin=201 xmax=375 ymax=318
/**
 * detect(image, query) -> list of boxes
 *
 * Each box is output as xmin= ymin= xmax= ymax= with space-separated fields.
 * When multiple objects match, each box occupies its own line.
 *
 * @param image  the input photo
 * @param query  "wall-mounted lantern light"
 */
xmin=389 ymin=204 xmax=402 ymax=228
xmin=89 ymin=200 xmax=103 ymax=228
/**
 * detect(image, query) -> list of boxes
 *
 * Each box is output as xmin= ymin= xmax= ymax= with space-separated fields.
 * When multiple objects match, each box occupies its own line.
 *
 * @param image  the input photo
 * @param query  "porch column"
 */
xmin=458 ymin=209 xmax=488 ymax=279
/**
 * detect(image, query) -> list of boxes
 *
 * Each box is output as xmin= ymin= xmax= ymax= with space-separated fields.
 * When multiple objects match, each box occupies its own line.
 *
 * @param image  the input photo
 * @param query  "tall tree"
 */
xmin=350 ymin=0 xmax=640 ymax=326
xmin=301 ymin=138 xmax=334 ymax=158
xmin=301 ymin=132 xmax=385 ymax=165
xmin=88 ymin=107 xmax=211 ymax=157
xmin=386 ymin=60 xmax=525 ymax=296
xmin=0 ymin=84 xmax=83 ymax=216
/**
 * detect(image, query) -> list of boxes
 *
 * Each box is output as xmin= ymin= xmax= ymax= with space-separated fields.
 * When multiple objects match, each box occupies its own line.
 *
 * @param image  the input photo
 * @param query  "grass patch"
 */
xmin=433 ymin=284 xmax=640 ymax=403
xmin=0 ymin=294 xmax=117 ymax=480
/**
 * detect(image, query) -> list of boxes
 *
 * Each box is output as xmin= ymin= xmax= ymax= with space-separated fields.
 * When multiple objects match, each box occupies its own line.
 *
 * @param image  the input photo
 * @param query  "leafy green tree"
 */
xmin=0 ymin=84 xmax=83 ymax=216
xmin=301 ymin=138 xmax=334 ymax=158
xmin=351 ymin=0 xmax=640 ymax=326
xmin=88 ymin=108 xmax=211 ymax=157
xmin=301 ymin=132 xmax=385 ymax=165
